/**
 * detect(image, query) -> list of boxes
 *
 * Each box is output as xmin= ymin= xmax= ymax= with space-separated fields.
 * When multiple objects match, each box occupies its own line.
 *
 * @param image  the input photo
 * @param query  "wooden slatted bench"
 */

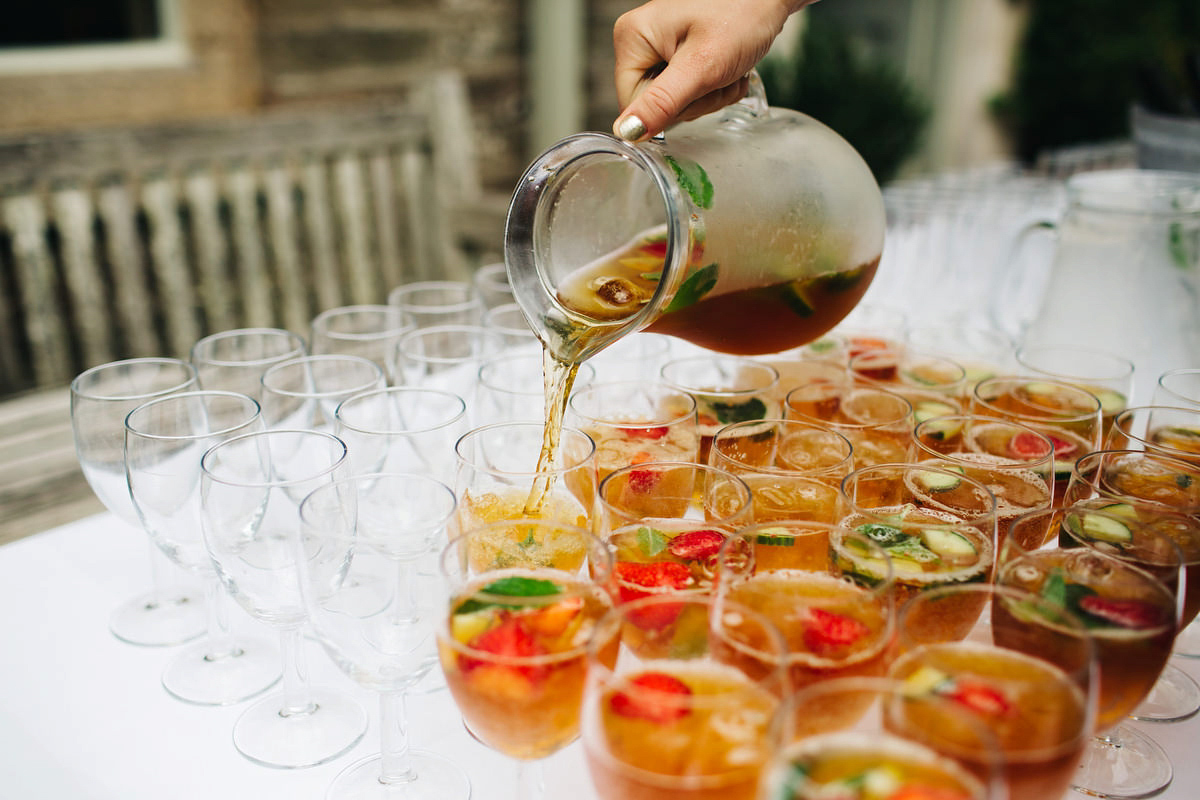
xmin=0 ymin=70 xmax=509 ymax=544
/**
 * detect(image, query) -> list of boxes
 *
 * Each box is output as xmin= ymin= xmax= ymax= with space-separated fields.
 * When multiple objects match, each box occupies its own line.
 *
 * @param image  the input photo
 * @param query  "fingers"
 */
xmin=614 ymin=56 xmax=743 ymax=141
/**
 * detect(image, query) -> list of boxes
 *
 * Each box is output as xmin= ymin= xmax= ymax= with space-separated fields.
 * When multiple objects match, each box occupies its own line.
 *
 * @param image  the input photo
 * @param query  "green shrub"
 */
xmin=760 ymin=15 xmax=930 ymax=185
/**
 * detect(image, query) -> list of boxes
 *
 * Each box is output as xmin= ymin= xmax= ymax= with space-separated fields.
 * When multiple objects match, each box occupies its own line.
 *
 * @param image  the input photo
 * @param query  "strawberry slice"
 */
xmin=947 ymin=679 xmax=1013 ymax=717
xmin=1047 ymin=434 xmax=1078 ymax=458
xmin=667 ymin=529 xmax=726 ymax=561
xmin=802 ymin=608 xmax=870 ymax=655
xmin=609 ymin=671 xmax=692 ymax=723
xmin=615 ymin=561 xmax=692 ymax=602
xmin=615 ymin=561 xmax=692 ymax=629
xmin=887 ymin=787 xmax=973 ymax=800
xmin=460 ymin=616 xmax=549 ymax=682
xmin=1008 ymin=430 xmax=1051 ymax=459
xmin=619 ymin=425 xmax=670 ymax=440
xmin=627 ymin=466 xmax=661 ymax=493
xmin=641 ymin=239 xmax=668 ymax=259
xmin=1078 ymin=594 xmax=1167 ymax=630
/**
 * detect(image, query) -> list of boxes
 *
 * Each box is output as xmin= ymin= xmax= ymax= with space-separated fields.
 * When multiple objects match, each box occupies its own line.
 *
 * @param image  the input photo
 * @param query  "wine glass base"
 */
xmin=1072 ymin=725 xmax=1173 ymax=798
xmin=109 ymin=589 xmax=206 ymax=647
xmin=1128 ymin=663 xmax=1200 ymax=723
xmin=326 ymin=750 xmax=470 ymax=800
xmin=162 ymin=635 xmax=281 ymax=706
xmin=233 ymin=687 xmax=368 ymax=769
xmin=1172 ymin=618 xmax=1200 ymax=658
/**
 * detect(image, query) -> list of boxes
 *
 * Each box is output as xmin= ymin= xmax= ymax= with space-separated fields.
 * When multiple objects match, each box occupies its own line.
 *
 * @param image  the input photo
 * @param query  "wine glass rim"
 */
xmin=124 ymin=390 xmax=261 ymax=441
xmin=335 ymin=386 xmax=468 ymax=434
xmin=454 ymin=421 xmax=596 ymax=476
xmin=70 ymin=357 xmax=197 ymax=401
xmin=260 ymin=354 xmax=384 ymax=400
xmin=200 ymin=427 xmax=347 ymax=488
xmin=189 ymin=327 xmax=307 ymax=367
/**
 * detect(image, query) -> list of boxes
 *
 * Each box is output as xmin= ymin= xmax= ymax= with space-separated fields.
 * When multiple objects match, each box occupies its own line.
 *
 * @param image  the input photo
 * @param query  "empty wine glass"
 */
xmin=200 ymin=428 xmax=367 ymax=768
xmin=70 ymin=357 xmax=205 ymax=646
xmin=299 ymin=472 xmax=466 ymax=799
xmin=125 ymin=391 xmax=280 ymax=704
xmin=388 ymin=280 xmax=485 ymax=328
xmin=334 ymin=386 xmax=469 ymax=482
xmin=390 ymin=324 xmax=503 ymax=402
xmin=471 ymin=261 xmax=514 ymax=309
xmin=259 ymin=354 xmax=385 ymax=431
xmin=309 ymin=304 xmax=416 ymax=376
xmin=190 ymin=327 xmax=307 ymax=402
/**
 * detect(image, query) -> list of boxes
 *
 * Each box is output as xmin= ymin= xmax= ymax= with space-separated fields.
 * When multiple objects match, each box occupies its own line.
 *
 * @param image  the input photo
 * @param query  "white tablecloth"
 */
xmin=1 ymin=512 xmax=1197 ymax=800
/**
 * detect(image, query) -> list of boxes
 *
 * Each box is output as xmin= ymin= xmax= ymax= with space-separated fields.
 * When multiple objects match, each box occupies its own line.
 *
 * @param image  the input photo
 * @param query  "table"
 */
xmin=2 ymin=512 xmax=1198 ymax=800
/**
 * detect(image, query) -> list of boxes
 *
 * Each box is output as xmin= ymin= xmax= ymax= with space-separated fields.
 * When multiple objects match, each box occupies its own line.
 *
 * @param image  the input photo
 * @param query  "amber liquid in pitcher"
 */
xmin=526 ymin=225 xmax=879 ymax=513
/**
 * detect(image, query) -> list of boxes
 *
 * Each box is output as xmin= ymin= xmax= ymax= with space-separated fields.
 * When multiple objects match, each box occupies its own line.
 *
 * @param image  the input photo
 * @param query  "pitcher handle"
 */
xmin=989 ymin=218 xmax=1058 ymax=341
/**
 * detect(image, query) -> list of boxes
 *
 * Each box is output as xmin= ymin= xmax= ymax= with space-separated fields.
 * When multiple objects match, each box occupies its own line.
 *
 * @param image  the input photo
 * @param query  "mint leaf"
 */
xmin=455 ymin=576 xmax=562 ymax=614
xmin=709 ymin=397 xmax=767 ymax=425
xmin=856 ymin=523 xmax=906 ymax=547
xmin=1040 ymin=568 xmax=1068 ymax=608
xmin=665 ymin=262 xmax=719 ymax=312
xmin=637 ymin=526 xmax=670 ymax=557
xmin=665 ymin=155 xmax=714 ymax=209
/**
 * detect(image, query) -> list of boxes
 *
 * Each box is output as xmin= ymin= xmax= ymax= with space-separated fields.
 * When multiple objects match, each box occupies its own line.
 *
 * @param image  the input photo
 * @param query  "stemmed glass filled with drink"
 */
xmin=1000 ymin=506 xmax=1181 ymax=799
xmin=581 ymin=593 xmax=789 ymax=800
xmin=438 ymin=519 xmax=615 ymax=799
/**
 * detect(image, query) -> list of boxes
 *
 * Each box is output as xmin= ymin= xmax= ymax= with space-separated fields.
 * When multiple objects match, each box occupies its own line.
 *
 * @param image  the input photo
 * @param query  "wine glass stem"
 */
xmin=145 ymin=540 xmax=167 ymax=608
xmin=379 ymin=690 xmax=416 ymax=784
xmin=278 ymin=626 xmax=315 ymax=716
xmin=514 ymin=758 xmax=545 ymax=800
xmin=202 ymin=574 xmax=238 ymax=660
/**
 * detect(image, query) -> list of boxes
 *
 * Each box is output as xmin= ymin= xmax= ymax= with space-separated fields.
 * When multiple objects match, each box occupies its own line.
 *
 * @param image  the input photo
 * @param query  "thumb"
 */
xmin=614 ymin=58 xmax=722 ymax=141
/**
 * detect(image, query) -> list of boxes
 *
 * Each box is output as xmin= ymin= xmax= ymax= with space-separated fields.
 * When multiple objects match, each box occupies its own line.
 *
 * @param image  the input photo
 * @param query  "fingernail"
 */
xmin=615 ymin=115 xmax=647 ymax=142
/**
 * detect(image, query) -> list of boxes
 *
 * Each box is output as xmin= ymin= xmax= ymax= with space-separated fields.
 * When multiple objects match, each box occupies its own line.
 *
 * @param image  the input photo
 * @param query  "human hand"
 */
xmin=612 ymin=0 xmax=813 ymax=141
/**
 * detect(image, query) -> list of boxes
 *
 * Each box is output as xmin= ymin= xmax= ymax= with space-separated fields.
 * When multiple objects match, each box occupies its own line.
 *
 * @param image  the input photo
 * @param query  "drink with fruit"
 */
xmin=971 ymin=377 xmax=1103 ymax=504
xmin=892 ymin=584 xmax=1096 ymax=800
xmin=997 ymin=514 xmax=1177 ymax=732
xmin=659 ymin=356 xmax=781 ymax=465
xmin=567 ymin=381 xmax=701 ymax=481
xmin=608 ymin=520 xmax=739 ymax=601
xmin=709 ymin=419 xmax=853 ymax=523
xmin=438 ymin=521 xmax=615 ymax=798
xmin=835 ymin=509 xmax=994 ymax=635
xmin=840 ymin=463 xmax=999 ymax=550
xmin=596 ymin=460 xmax=753 ymax=532
xmin=910 ymin=415 xmax=1054 ymax=548
xmin=1065 ymin=448 xmax=1200 ymax=514
xmin=766 ymin=677 xmax=1004 ymax=800
xmin=717 ymin=524 xmax=896 ymax=719
xmin=785 ymin=384 xmax=914 ymax=468
xmin=453 ymin=422 xmax=598 ymax=531
xmin=582 ymin=594 xmax=788 ymax=800
xmin=1110 ymin=405 xmax=1200 ymax=467
xmin=1014 ymin=344 xmax=1134 ymax=440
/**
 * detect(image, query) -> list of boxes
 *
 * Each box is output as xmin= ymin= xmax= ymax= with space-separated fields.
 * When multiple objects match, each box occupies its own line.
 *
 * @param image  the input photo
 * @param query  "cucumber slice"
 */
xmin=755 ymin=527 xmax=795 ymax=546
xmin=1053 ymin=458 xmax=1075 ymax=480
xmin=913 ymin=400 xmax=959 ymax=425
xmin=1022 ymin=381 xmax=1061 ymax=397
xmin=1092 ymin=389 xmax=1126 ymax=415
xmin=921 ymin=527 xmax=978 ymax=558
xmin=1065 ymin=511 xmax=1134 ymax=545
xmin=916 ymin=465 xmax=965 ymax=493
xmin=1097 ymin=502 xmax=1139 ymax=520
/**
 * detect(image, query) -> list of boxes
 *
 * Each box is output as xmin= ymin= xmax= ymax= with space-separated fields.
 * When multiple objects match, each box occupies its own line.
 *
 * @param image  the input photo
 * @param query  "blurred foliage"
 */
xmin=759 ymin=15 xmax=930 ymax=185
xmin=995 ymin=0 xmax=1200 ymax=162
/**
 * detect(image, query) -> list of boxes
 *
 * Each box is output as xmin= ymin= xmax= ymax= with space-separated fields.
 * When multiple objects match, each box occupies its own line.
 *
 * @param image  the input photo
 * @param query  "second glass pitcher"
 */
xmin=504 ymin=74 xmax=885 ymax=364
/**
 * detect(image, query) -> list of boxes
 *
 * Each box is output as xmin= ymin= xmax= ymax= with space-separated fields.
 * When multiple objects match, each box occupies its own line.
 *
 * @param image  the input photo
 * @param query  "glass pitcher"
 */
xmin=504 ymin=73 xmax=885 ymax=364
xmin=996 ymin=169 xmax=1200 ymax=404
